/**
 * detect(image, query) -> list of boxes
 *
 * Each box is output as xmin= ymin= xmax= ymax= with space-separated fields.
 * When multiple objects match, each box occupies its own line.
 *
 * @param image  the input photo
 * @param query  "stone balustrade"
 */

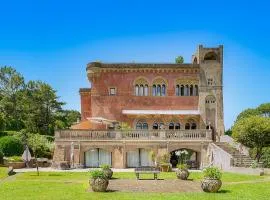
xmin=55 ymin=129 xmax=212 ymax=141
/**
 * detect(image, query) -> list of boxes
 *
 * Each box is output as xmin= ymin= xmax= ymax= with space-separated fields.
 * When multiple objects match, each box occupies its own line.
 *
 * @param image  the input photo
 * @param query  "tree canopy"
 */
xmin=175 ymin=56 xmax=184 ymax=64
xmin=0 ymin=66 xmax=80 ymax=135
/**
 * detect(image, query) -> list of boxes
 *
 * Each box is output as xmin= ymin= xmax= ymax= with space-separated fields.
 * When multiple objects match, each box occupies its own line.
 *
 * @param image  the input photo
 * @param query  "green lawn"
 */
xmin=0 ymin=168 xmax=269 ymax=200
xmin=0 ymin=167 xmax=8 ymax=179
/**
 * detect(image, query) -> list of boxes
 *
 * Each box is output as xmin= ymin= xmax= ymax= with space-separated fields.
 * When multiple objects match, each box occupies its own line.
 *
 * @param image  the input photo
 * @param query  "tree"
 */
xmin=0 ymin=66 xmax=25 ymax=130
xmin=235 ymin=108 xmax=260 ymax=122
xmin=225 ymin=129 xmax=232 ymax=136
xmin=232 ymin=116 xmax=270 ymax=161
xmin=22 ymin=81 xmax=64 ymax=135
xmin=258 ymin=103 xmax=270 ymax=118
xmin=54 ymin=110 xmax=81 ymax=129
xmin=27 ymin=133 xmax=53 ymax=175
xmin=175 ymin=56 xmax=184 ymax=64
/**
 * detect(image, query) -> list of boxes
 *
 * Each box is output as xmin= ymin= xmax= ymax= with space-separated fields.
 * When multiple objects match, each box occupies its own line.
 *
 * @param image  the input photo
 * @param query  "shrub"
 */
xmin=203 ymin=167 xmax=222 ymax=180
xmin=0 ymin=136 xmax=24 ymax=156
xmin=5 ymin=156 xmax=23 ymax=162
xmin=177 ymin=163 xmax=189 ymax=170
xmin=90 ymin=170 xmax=106 ymax=179
xmin=100 ymin=164 xmax=110 ymax=170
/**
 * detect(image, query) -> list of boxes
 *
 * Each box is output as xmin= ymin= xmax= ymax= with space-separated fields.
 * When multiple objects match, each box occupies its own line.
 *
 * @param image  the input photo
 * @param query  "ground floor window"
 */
xmin=85 ymin=148 xmax=112 ymax=167
xmin=170 ymin=149 xmax=199 ymax=168
xmin=126 ymin=149 xmax=153 ymax=167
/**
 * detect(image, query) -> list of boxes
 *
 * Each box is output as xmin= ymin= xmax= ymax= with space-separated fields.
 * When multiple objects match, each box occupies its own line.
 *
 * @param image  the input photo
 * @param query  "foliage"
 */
xmin=0 ymin=66 xmax=25 ymax=131
xmin=225 ymin=129 xmax=232 ymax=136
xmin=0 ymin=66 xmax=80 ymax=136
xmin=232 ymin=116 xmax=270 ymax=161
xmin=251 ymin=160 xmax=259 ymax=169
xmin=177 ymin=163 xmax=189 ymax=170
xmin=90 ymin=170 xmax=106 ymax=179
xmin=175 ymin=149 xmax=193 ymax=164
xmin=261 ymin=147 xmax=270 ymax=168
xmin=175 ymin=56 xmax=184 ymax=64
xmin=203 ymin=167 xmax=222 ymax=180
xmin=158 ymin=152 xmax=171 ymax=164
xmin=118 ymin=122 xmax=132 ymax=130
xmin=5 ymin=156 xmax=23 ymax=162
xmin=0 ymin=150 xmax=3 ymax=164
xmin=149 ymin=150 xmax=157 ymax=163
xmin=27 ymin=133 xmax=54 ymax=159
xmin=235 ymin=108 xmax=260 ymax=122
xmin=257 ymin=103 xmax=270 ymax=118
xmin=0 ymin=136 xmax=24 ymax=156
xmin=100 ymin=164 xmax=110 ymax=170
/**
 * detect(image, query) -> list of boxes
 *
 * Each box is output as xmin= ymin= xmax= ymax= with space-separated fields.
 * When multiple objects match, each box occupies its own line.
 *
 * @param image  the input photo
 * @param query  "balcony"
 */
xmin=55 ymin=129 xmax=212 ymax=141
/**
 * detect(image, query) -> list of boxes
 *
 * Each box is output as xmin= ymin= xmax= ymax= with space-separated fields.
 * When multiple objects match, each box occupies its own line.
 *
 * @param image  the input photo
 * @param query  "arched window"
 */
xmin=175 ymin=123 xmax=181 ymax=130
xmin=169 ymin=123 xmax=174 ymax=130
xmin=191 ymin=123 xmax=197 ymax=129
xmin=135 ymin=85 xmax=139 ymax=96
xmin=161 ymin=84 xmax=166 ymax=96
xmin=157 ymin=85 xmax=161 ymax=96
xmin=193 ymin=57 xmax=198 ymax=64
xmin=204 ymin=52 xmax=218 ymax=61
xmin=180 ymin=85 xmax=184 ymax=96
xmin=190 ymin=85 xmax=194 ymax=96
xmin=142 ymin=123 xmax=148 ymax=130
xmin=144 ymin=85 xmax=148 ymax=96
xmin=136 ymin=122 xmax=142 ymax=130
xmin=152 ymin=78 xmax=167 ymax=96
xmin=152 ymin=85 xmax=156 ymax=96
xmin=153 ymin=123 xmax=159 ymax=130
xmin=134 ymin=77 xmax=149 ymax=96
xmin=185 ymin=123 xmax=190 ymax=130
xmin=176 ymin=85 xmax=180 ymax=96
xmin=184 ymin=85 xmax=189 ymax=96
xmin=139 ymin=85 xmax=144 ymax=96
xmin=159 ymin=123 xmax=164 ymax=129
xmin=194 ymin=85 xmax=198 ymax=96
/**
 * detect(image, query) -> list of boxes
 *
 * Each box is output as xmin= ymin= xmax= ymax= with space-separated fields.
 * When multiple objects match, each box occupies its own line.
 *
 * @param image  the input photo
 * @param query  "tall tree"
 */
xmin=175 ymin=56 xmax=184 ymax=64
xmin=23 ymin=81 xmax=64 ymax=135
xmin=0 ymin=66 xmax=25 ymax=130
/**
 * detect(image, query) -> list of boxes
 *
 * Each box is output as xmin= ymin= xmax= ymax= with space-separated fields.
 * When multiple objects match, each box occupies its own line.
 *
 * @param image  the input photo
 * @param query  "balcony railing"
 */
xmin=55 ymin=129 xmax=212 ymax=141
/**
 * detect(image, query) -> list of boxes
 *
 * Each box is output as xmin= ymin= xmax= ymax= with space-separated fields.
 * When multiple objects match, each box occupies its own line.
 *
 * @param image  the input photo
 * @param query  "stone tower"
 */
xmin=193 ymin=45 xmax=224 ymax=141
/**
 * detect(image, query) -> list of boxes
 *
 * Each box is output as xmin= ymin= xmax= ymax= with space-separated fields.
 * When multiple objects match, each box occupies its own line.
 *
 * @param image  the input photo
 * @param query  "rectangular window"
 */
xmin=109 ymin=87 xmax=116 ymax=96
xmin=207 ymin=79 xmax=213 ymax=86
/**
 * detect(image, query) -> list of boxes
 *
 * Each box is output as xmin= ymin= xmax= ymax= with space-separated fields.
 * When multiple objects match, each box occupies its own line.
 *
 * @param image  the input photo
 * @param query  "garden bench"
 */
xmin=135 ymin=166 xmax=160 ymax=180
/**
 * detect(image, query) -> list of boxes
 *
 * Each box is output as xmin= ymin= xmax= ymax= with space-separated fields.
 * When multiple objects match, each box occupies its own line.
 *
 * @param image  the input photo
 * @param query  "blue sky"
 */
xmin=0 ymin=0 xmax=269 ymax=129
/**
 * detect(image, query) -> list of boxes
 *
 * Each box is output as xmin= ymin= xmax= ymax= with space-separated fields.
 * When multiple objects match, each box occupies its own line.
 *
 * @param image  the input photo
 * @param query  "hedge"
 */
xmin=0 ymin=136 xmax=24 ymax=157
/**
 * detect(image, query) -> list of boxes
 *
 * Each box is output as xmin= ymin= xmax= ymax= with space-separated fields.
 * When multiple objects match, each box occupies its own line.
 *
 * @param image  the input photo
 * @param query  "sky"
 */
xmin=0 ymin=0 xmax=270 ymax=129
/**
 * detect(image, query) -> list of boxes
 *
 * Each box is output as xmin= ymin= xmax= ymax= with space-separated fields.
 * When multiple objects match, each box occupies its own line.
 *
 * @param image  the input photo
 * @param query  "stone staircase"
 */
xmin=215 ymin=142 xmax=254 ymax=167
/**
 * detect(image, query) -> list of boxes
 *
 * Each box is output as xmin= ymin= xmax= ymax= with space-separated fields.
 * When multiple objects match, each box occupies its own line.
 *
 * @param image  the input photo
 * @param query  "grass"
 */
xmin=0 ymin=168 xmax=269 ymax=200
xmin=0 ymin=167 xmax=7 ymax=179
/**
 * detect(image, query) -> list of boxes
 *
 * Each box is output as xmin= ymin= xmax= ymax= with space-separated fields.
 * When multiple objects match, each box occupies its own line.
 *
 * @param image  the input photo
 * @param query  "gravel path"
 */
xmin=105 ymin=179 xmax=202 ymax=193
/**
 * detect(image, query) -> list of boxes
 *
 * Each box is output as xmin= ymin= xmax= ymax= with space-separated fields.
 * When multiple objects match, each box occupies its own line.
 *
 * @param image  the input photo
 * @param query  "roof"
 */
xmin=122 ymin=110 xmax=200 ymax=115
xmin=87 ymin=62 xmax=200 ymax=70
xmin=70 ymin=120 xmax=93 ymax=130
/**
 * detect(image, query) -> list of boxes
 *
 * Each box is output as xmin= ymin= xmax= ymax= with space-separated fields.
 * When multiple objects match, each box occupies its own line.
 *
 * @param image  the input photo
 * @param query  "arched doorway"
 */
xmin=85 ymin=148 xmax=112 ymax=167
xmin=170 ymin=148 xmax=199 ymax=169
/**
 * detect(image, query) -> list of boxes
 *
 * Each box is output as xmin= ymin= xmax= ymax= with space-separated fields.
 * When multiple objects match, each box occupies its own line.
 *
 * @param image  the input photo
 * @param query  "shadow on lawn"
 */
xmin=217 ymin=190 xmax=231 ymax=194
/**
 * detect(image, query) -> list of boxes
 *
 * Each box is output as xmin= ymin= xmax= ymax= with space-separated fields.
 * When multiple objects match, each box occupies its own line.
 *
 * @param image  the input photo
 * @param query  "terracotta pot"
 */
xmin=90 ymin=178 xmax=109 ymax=192
xmin=103 ymin=168 xmax=113 ymax=179
xmin=176 ymin=169 xmax=189 ymax=180
xmin=201 ymin=178 xmax=222 ymax=193
xmin=160 ymin=164 xmax=170 ymax=172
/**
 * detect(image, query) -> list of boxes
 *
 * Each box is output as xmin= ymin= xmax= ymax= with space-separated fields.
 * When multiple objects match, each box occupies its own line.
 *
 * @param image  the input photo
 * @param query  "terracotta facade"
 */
xmin=53 ymin=45 xmax=225 ymax=169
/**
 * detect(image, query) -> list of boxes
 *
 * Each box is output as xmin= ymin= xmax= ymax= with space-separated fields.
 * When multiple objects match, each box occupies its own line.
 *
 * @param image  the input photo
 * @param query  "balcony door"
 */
xmin=126 ymin=149 xmax=152 ymax=167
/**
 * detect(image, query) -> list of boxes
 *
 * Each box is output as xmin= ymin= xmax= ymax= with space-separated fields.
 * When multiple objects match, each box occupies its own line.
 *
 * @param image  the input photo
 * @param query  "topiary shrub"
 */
xmin=0 ymin=136 xmax=24 ymax=157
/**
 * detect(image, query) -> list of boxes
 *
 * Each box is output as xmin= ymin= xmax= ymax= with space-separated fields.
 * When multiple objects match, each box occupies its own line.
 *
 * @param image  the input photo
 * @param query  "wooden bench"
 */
xmin=135 ymin=166 xmax=160 ymax=180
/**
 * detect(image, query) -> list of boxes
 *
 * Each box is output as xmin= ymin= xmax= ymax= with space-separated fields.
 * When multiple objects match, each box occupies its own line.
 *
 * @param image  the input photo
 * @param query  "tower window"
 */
xmin=109 ymin=88 xmax=116 ymax=96
xmin=207 ymin=79 xmax=213 ymax=86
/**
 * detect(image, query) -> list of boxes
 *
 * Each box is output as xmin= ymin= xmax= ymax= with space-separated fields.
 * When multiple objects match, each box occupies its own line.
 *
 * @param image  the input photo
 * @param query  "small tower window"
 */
xmin=109 ymin=88 xmax=116 ymax=96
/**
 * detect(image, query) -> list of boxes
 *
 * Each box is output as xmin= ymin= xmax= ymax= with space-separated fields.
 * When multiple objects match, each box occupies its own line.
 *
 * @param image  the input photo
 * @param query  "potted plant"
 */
xmin=101 ymin=164 xmax=113 ymax=179
xmin=158 ymin=153 xmax=171 ymax=172
xmin=201 ymin=166 xmax=222 ymax=193
xmin=89 ymin=170 xmax=109 ymax=192
xmin=176 ymin=163 xmax=189 ymax=180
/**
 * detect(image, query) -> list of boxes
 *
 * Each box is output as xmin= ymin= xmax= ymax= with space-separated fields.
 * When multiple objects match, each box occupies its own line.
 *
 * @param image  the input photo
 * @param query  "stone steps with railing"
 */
xmin=215 ymin=142 xmax=255 ymax=168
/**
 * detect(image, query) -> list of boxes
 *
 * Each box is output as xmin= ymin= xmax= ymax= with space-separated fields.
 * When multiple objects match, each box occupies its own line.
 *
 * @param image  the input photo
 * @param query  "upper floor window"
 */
xmin=134 ymin=77 xmax=149 ymax=96
xmin=169 ymin=122 xmax=181 ymax=130
xmin=207 ymin=78 xmax=213 ymax=86
xmin=109 ymin=87 xmax=116 ymax=96
xmin=152 ymin=78 xmax=167 ymax=96
xmin=136 ymin=121 xmax=148 ymax=130
xmin=175 ymin=84 xmax=198 ymax=96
